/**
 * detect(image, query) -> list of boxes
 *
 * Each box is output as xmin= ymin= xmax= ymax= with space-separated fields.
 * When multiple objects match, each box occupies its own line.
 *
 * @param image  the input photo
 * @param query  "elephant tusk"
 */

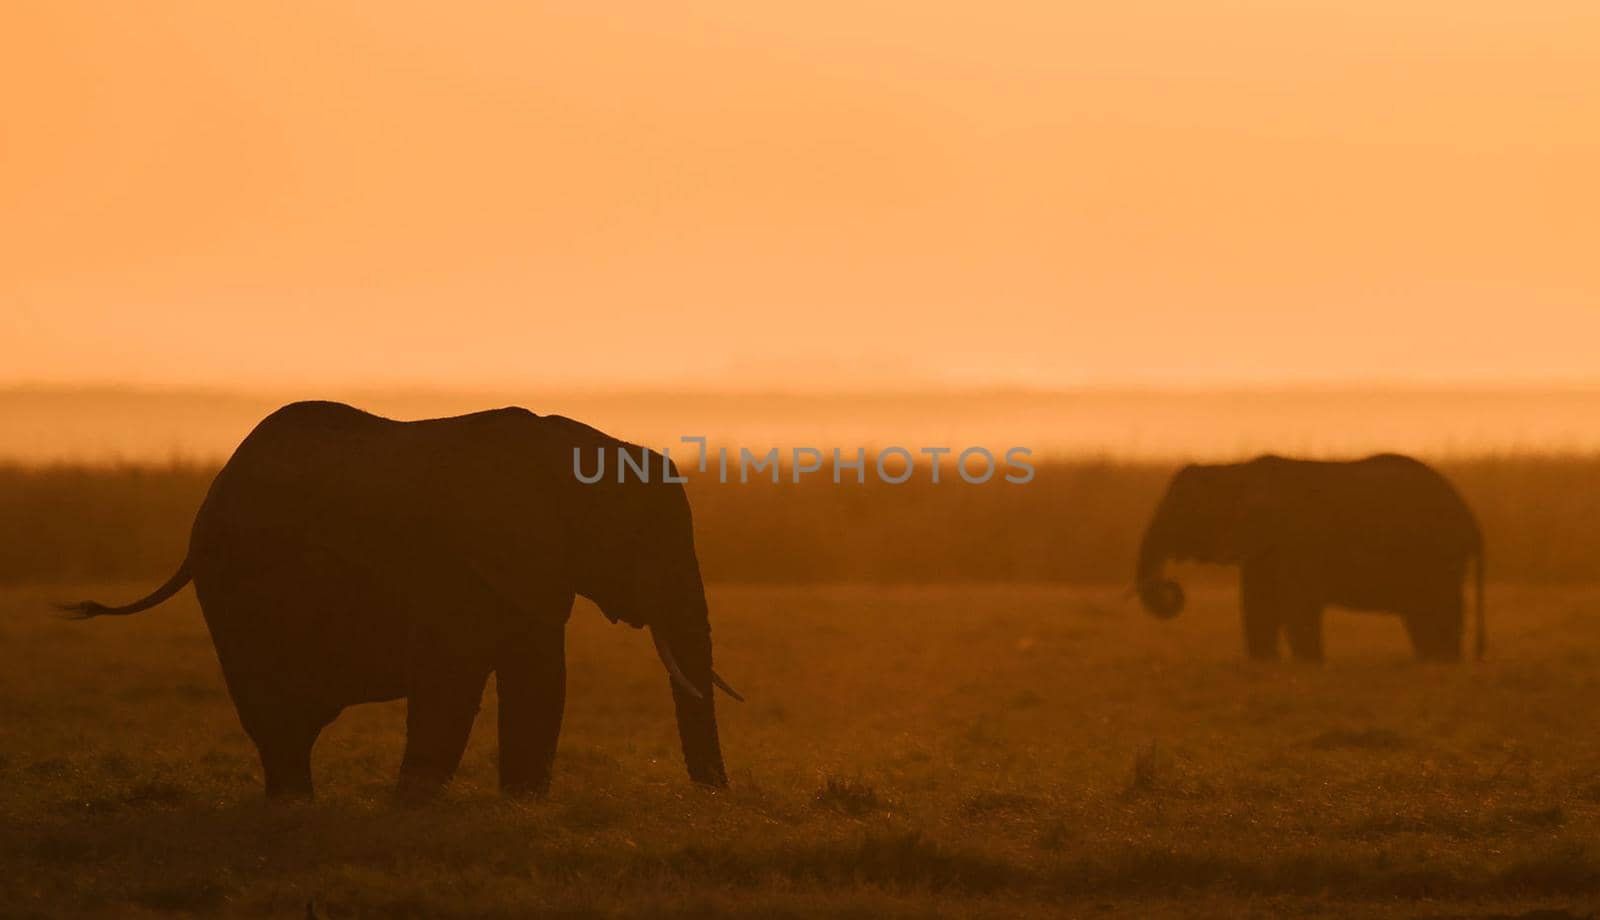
xmin=710 ymin=670 xmax=745 ymax=703
xmin=651 ymin=629 xmax=704 ymax=700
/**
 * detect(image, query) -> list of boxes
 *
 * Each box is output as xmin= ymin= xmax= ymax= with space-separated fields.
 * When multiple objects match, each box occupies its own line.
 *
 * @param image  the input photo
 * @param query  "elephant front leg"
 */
xmin=496 ymin=622 xmax=567 ymax=796
xmin=397 ymin=628 xmax=492 ymax=802
xmin=1239 ymin=560 xmax=1282 ymax=660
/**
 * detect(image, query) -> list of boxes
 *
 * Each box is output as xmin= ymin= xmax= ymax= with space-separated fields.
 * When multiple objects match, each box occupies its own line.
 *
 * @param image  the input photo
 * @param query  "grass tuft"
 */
xmin=810 ymin=776 xmax=888 ymax=817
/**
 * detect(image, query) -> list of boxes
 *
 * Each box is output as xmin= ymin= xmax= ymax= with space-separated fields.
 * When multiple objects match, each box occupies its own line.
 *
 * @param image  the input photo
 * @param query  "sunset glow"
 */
xmin=5 ymin=1 xmax=1597 ymax=389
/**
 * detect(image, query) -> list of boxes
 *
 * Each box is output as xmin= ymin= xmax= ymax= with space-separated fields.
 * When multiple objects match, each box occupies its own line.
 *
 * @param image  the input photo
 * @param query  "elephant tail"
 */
xmin=1472 ymin=545 xmax=1486 ymax=660
xmin=57 ymin=559 xmax=192 ymax=620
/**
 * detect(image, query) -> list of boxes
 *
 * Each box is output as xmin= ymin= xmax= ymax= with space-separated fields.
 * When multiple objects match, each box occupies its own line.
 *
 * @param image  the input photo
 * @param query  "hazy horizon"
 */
xmin=6 ymin=382 xmax=1599 ymax=464
xmin=5 ymin=3 xmax=1598 ymax=453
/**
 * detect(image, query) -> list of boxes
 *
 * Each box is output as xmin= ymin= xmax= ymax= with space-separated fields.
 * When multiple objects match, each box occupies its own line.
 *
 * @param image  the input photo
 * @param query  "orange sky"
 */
xmin=3 ymin=1 xmax=1597 ymax=389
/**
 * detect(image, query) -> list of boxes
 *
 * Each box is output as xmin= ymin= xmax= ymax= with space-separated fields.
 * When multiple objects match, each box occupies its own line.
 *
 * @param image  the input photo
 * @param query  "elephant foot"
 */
xmin=500 ymin=777 xmax=552 ymax=799
xmin=688 ymin=763 xmax=730 ymax=788
xmin=256 ymin=735 xmax=318 ymax=799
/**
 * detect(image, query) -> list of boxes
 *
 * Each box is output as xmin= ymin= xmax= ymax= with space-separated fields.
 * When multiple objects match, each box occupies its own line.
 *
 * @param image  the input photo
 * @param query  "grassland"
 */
xmin=2 ymin=456 xmax=1597 ymax=915
xmin=3 ymin=454 xmax=1599 ymax=585
xmin=3 ymin=579 xmax=1599 ymax=917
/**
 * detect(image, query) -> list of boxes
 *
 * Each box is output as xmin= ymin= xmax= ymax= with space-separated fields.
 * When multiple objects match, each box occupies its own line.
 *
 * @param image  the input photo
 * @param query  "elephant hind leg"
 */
xmin=1283 ymin=603 xmax=1325 ymax=663
xmin=1402 ymin=597 xmax=1464 ymax=661
xmin=1398 ymin=571 xmax=1466 ymax=661
xmin=238 ymin=700 xmax=338 ymax=798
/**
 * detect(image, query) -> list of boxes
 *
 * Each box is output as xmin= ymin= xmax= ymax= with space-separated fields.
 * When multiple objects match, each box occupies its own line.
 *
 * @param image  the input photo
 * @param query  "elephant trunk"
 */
xmin=651 ymin=584 xmax=728 ymax=786
xmin=1136 ymin=513 xmax=1185 ymax=619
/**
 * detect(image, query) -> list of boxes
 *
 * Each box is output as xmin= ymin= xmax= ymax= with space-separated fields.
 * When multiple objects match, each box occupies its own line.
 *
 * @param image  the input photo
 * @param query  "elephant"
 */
xmin=1135 ymin=453 xmax=1484 ymax=662
xmin=64 ymin=401 xmax=739 ymax=798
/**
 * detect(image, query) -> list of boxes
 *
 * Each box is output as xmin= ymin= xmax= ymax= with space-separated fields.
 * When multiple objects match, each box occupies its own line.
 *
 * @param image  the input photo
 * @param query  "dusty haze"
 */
xmin=2 ymin=385 xmax=1597 ymax=465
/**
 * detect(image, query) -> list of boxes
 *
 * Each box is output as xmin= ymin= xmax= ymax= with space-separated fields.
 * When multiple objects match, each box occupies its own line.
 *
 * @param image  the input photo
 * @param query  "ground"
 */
xmin=2 ymin=581 xmax=1597 ymax=917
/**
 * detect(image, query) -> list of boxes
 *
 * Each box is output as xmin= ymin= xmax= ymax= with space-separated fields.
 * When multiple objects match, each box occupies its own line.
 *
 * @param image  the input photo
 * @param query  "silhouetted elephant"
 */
xmin=1136 ymin=454 xmax=1484 ymax=662
xmin=66 ymin=401 xmax=739 ymax=798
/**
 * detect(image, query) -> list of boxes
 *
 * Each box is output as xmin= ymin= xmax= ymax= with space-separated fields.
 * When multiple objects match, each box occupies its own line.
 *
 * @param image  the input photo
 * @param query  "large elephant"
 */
xmin=65 ymin=401 xmax=738 ymax=798
xmin=1136 ymin=453 xmax=1484 ymax=662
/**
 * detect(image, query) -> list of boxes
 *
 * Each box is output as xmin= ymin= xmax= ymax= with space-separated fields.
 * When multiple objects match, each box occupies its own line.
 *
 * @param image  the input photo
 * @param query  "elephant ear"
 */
xmin=1231 ymin=474 xmax=1282 ymax=563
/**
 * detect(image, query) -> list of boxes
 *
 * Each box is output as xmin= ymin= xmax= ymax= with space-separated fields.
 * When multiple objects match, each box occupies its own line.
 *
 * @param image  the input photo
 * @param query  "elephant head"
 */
xmin=560 ymin=437 xmax=733 ymax=786
xmin=1136 ymin=463 xmax=1266 ymax=619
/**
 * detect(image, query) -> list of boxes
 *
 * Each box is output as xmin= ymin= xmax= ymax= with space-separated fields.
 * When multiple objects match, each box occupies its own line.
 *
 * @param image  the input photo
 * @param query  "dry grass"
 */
xmin=3 ymin=580 xmax=1599 ymax=916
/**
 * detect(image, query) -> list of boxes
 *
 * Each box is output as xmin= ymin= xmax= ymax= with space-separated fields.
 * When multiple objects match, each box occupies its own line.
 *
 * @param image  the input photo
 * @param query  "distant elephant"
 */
xmin=1136 ymin=454 xmax=1484 ymax=662
xmin=66 ymin=401 xmax=739 ymax=798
